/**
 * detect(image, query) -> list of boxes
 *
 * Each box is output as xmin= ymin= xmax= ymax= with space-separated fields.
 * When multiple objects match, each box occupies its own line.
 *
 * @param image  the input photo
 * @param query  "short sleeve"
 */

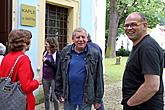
xmin=140 ymin=47 xmax=161 ymax=75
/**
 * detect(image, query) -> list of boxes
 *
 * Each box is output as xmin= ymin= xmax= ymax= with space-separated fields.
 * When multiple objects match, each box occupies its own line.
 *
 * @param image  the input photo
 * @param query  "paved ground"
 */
xmin=35 ymin=70 xmax=165 ymax=110
xmin=35 ymin=102 xmax=64 ymax=110
xmin=35 ymin=82 xmax=122 ymax=110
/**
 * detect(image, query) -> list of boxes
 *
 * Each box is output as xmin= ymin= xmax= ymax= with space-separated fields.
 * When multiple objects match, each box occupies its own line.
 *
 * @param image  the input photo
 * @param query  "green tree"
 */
xmin=105 ymin=0 xmax=165 ymax=58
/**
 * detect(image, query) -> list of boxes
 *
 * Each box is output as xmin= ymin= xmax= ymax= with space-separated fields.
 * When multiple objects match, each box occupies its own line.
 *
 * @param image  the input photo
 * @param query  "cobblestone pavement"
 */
xmin=36 ymin=70 xmax=165 ymax=110
xmin=35 ymin=102 xmax=64 ymax=110
xmin=104 ymin=70 xmax=165 ymax=110
xmin=35 ymin=81 xmax=122 ymax=110
xmin=104 ymin=81 xmax=122 ymax=110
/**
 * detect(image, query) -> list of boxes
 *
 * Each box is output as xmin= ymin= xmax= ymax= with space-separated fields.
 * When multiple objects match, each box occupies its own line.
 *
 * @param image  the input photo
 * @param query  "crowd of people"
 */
xmin=0 ymin=11 xmax=164 ymax=110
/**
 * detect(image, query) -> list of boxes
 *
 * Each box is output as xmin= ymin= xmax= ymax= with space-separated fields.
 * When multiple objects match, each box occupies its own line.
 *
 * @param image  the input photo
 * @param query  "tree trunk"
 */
xmin=105 ymin=0 xmax=120 ymax=58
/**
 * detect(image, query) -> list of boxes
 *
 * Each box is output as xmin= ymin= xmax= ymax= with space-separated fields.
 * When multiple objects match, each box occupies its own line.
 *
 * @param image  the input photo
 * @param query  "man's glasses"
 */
xmin=124 ymin=22 xmax=143 ymax=28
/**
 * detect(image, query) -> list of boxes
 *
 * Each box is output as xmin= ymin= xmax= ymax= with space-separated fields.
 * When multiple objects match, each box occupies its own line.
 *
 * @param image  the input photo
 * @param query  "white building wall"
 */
xmin=150 ymin=26 xmax=165 ymax=50
xmin=80 ymin=0 xmax=106 ymax=57
xmin=94 ymin=0 xmax=106 ymax=57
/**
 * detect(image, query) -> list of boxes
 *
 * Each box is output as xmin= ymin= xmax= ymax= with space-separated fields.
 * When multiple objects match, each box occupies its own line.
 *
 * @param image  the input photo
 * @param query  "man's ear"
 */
xmin=143 ymin=22 xmax=148 ymax=28
xmin=72 ymin=36 xmax=74 ymax=41
xmin=143 ymin=22 xmax=148 ymax=31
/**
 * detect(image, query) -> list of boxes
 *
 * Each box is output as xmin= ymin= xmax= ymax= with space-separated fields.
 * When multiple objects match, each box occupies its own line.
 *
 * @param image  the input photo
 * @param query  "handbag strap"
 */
xmin=8 ymin=55 xmax=24 ymax=78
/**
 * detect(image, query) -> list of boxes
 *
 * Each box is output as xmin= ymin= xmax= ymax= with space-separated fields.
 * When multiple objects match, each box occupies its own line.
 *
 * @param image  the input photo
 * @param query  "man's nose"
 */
xmin=79 ymin=36 xmax=83 ymax=40
xmin=127 ymin=25 xmax=132 ymax=29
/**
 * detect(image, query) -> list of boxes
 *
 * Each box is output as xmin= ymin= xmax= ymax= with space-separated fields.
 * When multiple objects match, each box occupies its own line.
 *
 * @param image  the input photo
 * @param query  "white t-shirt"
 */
xmin=0 ymin=55 xmax=4 ymax=64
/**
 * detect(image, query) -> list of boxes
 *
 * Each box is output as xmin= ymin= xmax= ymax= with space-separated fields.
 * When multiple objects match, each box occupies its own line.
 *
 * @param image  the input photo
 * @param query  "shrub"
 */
xmin=116 ymin=47 xmax=130 ymax=56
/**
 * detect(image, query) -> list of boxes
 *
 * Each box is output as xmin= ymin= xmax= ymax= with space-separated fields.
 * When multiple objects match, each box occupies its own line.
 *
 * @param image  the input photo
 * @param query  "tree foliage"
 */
xmin=105 ymin=0 xmax=165 ymax=58
xmin=106 ymin=0 xmax=165 ymax=35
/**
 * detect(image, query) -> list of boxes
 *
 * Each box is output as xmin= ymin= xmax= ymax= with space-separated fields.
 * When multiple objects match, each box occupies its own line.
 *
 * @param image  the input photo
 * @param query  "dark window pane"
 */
xmin=45 ymin=4 xmax=68 ymax=50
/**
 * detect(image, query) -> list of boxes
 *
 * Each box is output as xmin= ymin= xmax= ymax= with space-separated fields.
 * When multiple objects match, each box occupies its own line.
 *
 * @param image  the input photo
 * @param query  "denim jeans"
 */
xmin=42 ymin=78 xmax=59 ymax=110
xmin=64 ymin=101 xmax=92 ymax=110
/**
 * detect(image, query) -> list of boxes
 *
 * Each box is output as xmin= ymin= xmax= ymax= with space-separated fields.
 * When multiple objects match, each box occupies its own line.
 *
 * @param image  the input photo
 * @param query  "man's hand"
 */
xmin=59 ymin=96 xmax=64 ymax=103
xmin=93 ymin=103 xmax=101 ymax=109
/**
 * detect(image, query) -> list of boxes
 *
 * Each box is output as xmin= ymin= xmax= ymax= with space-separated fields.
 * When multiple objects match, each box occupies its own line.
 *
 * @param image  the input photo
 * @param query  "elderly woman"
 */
xmin=0 ymin=29 xmax=41 ymax=110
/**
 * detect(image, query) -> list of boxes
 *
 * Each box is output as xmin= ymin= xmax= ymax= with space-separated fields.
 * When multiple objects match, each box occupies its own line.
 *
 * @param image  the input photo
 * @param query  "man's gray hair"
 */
xmin=72 ymin=27 xmax=88 ymax=37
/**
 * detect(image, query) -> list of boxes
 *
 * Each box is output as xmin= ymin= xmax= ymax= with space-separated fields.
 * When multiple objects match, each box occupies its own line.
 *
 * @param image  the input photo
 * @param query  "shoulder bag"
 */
xmin=0 ymin=55 xmax=26 ymax=110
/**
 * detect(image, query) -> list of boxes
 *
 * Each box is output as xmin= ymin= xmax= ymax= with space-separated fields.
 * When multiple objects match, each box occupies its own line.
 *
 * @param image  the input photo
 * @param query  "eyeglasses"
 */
xmin=124 ymin=22 xmax=143 ymax=28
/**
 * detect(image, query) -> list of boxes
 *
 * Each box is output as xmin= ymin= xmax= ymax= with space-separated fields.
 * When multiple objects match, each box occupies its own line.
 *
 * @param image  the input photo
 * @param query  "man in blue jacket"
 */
xmin=55 ymin=27 xmax=104 ymax=110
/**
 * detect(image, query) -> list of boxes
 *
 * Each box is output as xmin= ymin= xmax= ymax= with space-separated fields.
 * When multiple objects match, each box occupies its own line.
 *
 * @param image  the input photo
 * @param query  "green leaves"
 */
xmin=106 ymin=0 xmax=165 ymax=34
xmin=105 ymin=0 xmax=165 ymax=57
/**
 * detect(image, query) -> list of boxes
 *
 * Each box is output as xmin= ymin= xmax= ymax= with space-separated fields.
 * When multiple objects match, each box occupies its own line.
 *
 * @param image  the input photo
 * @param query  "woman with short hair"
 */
xmin=0 ymin=29 xmax=41 ymax=110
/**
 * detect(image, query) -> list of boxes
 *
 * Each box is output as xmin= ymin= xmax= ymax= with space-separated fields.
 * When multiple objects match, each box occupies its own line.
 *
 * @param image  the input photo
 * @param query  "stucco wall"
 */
xmin=80 ymin=0 xmax=106 ymax=57
xmin=13 ymin=0 xmax=39 ymax=81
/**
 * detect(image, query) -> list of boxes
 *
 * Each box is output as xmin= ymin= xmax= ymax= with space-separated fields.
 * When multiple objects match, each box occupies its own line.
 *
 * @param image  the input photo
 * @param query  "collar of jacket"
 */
xmin=66 ymin=44 xmax=93 ymax=57
xmin=43 ymin=51 xmax=57 ymax=60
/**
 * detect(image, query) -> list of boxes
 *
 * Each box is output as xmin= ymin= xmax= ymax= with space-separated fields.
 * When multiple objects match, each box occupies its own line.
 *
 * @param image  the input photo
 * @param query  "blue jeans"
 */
xmin=42 ymin=78 xmax=59 ymax=110
xmin=64 ymin=102 xmax=92 ymax=110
